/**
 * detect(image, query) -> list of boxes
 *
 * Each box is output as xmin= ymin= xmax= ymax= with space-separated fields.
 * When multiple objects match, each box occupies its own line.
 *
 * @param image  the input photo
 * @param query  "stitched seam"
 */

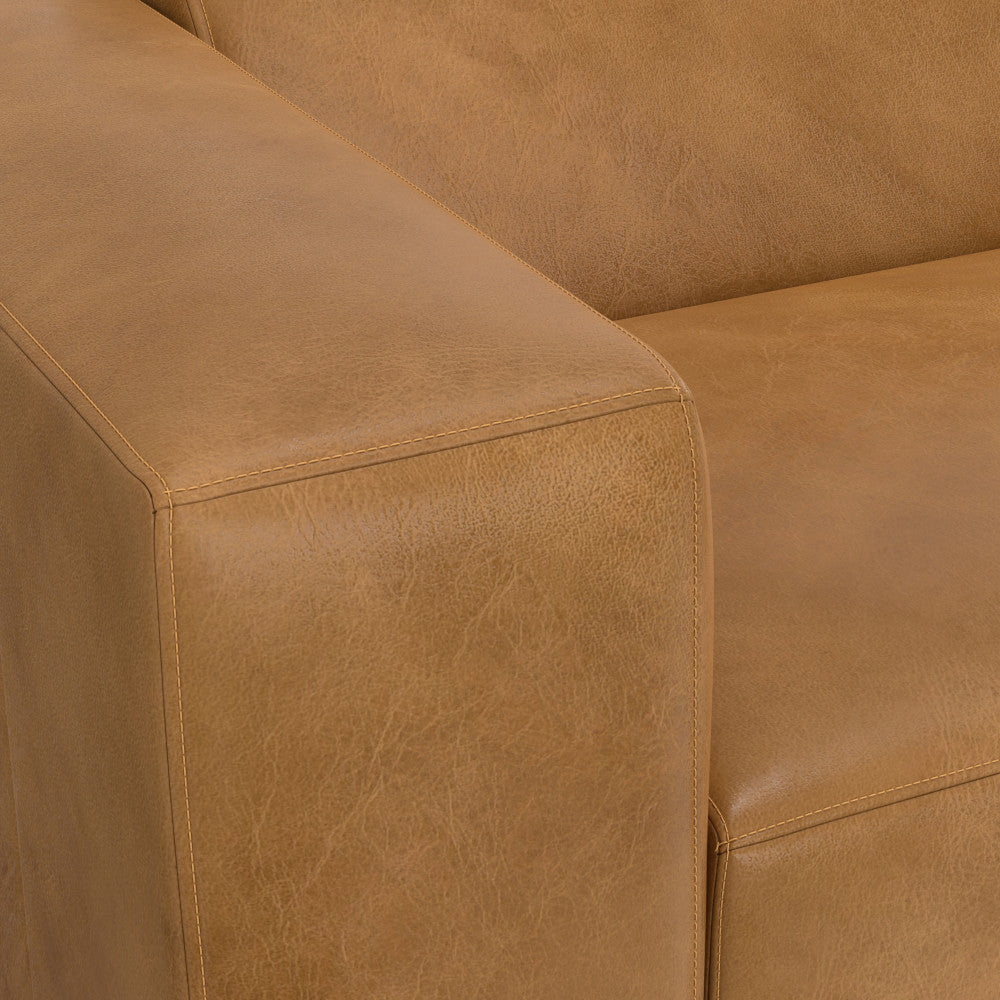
xmin=0 ymin=665 xmax=35 ymax=999
xmin=708 ymin=796 xmax=730 ymax=852
xmin=2 ymin=34 xmax=695 ymax=989
xmin=167 ymin=501 xmax=209 ymax=1000
xmin=677 ymin=394 xmax=701 ymax=1000
xmin=626 ymin=362 xmax=700 ymax=999
xmin=0 ymin=300 xmax=208 ymax=1000
xmin=722 ymin=755 xmax=1000 ymax=847
xmin=149 ymin=509 xmax=194 ymax=1000
xmin=198 ymin=43 xmax=677 ymax=384
xmin=2 ymin=298 xmax=687 ymax=997
xmin=168 ymin=386 xmax=680 ymax=495
xmin=196 ymin=0 xmax=215 ymax=47
xmin=0 ymin=300 xmax=167 ymax=502
xmin=3 ymin=38 xmax=690 ymax=978
xmin=166 ymin=395 xmax=688 ymax=509
xmin=708 ymin=797 xmax=730 ymax=1000
xmin=1 ymin=299 xmax=681 ymax=502
xmin=715 ymin=842 xmax=729 ymax=1000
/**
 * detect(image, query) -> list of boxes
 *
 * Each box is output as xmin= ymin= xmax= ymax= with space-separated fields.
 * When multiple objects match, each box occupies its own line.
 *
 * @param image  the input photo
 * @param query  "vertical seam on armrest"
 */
xmin=196 ymin=0 xmax=216 ymax=47
xmin=671 ymin=392 xmax=702 ymax=1000
xmin=165 ymin=500 xmax=209 ymax=1000
xmin=0 ymin=299 xmax=209 ymax=1000
xmin=708 ymin=797 xmax=731 ymax=1000
xmin=0 ymin=664 xmax=35 ymax=999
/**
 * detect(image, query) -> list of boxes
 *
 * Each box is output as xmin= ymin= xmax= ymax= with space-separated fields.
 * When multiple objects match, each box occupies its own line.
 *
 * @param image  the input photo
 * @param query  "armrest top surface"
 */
xmin=0 ymin=0 xmax=681 ymax=506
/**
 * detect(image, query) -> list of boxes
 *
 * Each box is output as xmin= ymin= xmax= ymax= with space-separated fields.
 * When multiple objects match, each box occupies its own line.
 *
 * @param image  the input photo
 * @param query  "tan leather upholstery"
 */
xmin=0 ymin=673 xmax=30 ymax=999
xmin=0 ymin=1 xmax=709 ymax=996
xmin=161 ymin=411 xmax=709 ymax=1000
xmin=0 ymin=335 xmax=187 ymax=1000
xmin=145 ymin=0 xmax=195 ymax=32
xmin=624 ymin=249 xmax=1000 ymax=997
xmin=2 ymin=0 xmax=684 ymax=502
xmin=145 ymin=0 xmax=1000 ymax=318
xmin=4 ymin=0 xmax=998 ymax=995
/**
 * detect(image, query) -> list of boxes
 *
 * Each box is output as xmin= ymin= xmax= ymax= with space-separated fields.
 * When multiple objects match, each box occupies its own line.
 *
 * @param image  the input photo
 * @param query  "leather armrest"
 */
xmin=0 ymin=1 xmax=711 ymax=997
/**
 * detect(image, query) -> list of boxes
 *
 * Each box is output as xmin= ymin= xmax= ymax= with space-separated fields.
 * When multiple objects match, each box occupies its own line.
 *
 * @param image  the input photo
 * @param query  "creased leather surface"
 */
xmin=712 ymin=776 xmax=1000 ymax=998
xmin=1 ymin=0 xmax=676 ymax=508
xmin=1 ymin=1 xmax=709 ymax=996
xmin=150 ymin=0 xmax=1000 ymax=318
xmin=165 ymin=403 xmax=710 ymax=1000
xmin=624 ymin=250 xmax=1000 ymax=997
xmin=625 ymin=250 xmax=1000 ymax=841
xmin=0 ymin=336 xmax=187 ymax=999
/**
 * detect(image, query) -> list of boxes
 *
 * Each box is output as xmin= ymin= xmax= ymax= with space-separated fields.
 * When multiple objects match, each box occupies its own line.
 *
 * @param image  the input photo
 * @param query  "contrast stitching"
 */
xmin=168 ymin=386 xmax=679 ymax=495
xmin=4 ymin=41 xmax=686 ymax=501
xmin=200 ymin=44 xmax=677 ymax=385
xmin=722 ymin=755 xmax=1000 ymax=847
xmin=4 ymin=38 xmax=694 ymax=988
xmin=708 ymin=796 xmax=730 ymax=849
xmin=2 ymin=296 xmax=687 ymax=999
xmin=715 ymin=843 xmax=728 ymax=1000
xmin=708 ymin=797 xmax=730 ymax=1000
xmin=0 ymin=300 xmax=168 ymax=501
xmin=167 ymin=500 xmax=209 ymax=1000
xmin=1 ymin=298 xmax=679 ymax=500
xmin=676 ymin=394 xmax=702 ymax=1000
xmin=196 ymin=0 xmax=216 ymax=47
xmin=0 ymin=300 xmax=208 ymax=1000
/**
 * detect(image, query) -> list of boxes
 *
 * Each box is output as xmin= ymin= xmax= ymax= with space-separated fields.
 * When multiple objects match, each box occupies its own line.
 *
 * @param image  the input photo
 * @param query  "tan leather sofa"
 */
xmin=1 ymin=2 xmax=997 ymax=997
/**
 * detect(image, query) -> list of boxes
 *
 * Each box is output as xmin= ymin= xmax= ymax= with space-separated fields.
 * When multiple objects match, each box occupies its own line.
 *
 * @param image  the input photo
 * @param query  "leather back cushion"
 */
xmin=148 ymin=1 xmax=1000 ymax=318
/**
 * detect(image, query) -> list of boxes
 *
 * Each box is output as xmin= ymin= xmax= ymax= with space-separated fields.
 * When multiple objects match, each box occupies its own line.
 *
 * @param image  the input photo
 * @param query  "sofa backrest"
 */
xmin=145 ymin=0 xmax=1000 ymax=319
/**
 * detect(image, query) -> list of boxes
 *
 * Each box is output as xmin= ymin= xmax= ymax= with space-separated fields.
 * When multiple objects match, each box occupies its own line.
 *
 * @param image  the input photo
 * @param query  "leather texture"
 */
xmin=0 ymin=336 xmax=188 ymax=1000
xmin=163 ymin=405 xmax=710 ymax=1000
xmin=146 ymin=0 xmax=1000 ymax=319
xmin=624 ymin=249 xmax=1000 ymax=998
xmin=6 ymin=0 xmax=999 ymax=994
xmin=2 ymin=0 xmax=681 ymax=508
xmin=1 ymin=0 xmax=710 ymax=996
xmin=709 ymin=779 xmax=1000 ymax=998
xmin=0 ymin=666 xmax=30 ymax=1000
xmin=144 ymin=0 xmax=195 ymax=33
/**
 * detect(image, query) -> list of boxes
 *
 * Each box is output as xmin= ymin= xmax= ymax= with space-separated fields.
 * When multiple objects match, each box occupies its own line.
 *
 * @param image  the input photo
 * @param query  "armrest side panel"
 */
xmin=0 ymin=0 xmax=711 ymax=996
xmin=162 ymin=400 xmax=709 ymax=1000
xmin=0 ymin=335 xmax=188 ymax=1000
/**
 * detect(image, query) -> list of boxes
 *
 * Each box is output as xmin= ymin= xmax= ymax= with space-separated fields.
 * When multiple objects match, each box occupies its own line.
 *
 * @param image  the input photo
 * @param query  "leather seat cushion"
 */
xmin=623 ymin=249 xmax=1000 ymax=996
